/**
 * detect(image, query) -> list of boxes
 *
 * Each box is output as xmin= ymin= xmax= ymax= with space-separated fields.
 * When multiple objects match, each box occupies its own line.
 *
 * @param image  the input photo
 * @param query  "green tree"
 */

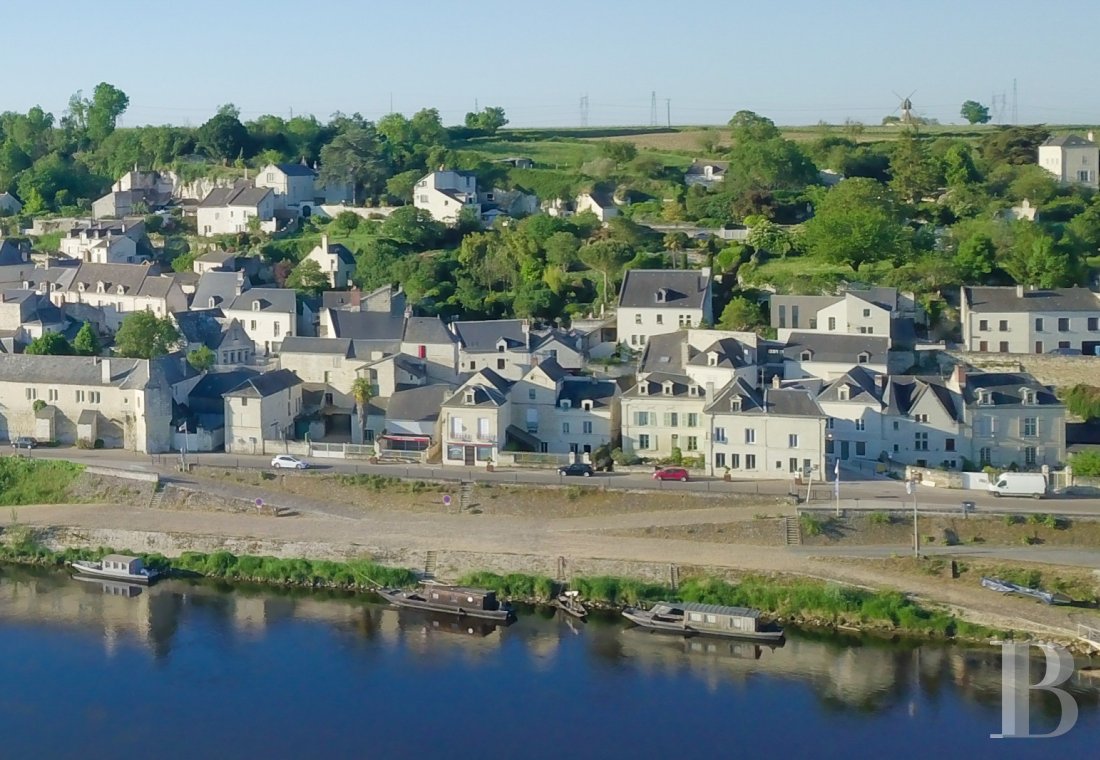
xmin=579 ymin=240 xmax=633 ymax=304
xmin=318 ymin=125 xmax=388 ymax=203
xmin=598 ymin=140 xmax=637 ymax=165
xmin=25 ymin=332 xmax=74 ymax=355
xmin=350 ymin=376 xmax=374 ymax=444
xmin=186 ymin=345 xmax=216 ymax=372
xmin=285 ymin=258 xmax=329 ymax=295
xmin=380 ymin=206 xmax=445 ymax=248
xmin=1000 ymin=223 xmax=1079 ymax=288
xmin=197 ymin=106 xmax=250 ymax=163
xmin=954 ymin=232 xmax=997 ymax=283
xmin=802 ymin=178 xmax=909 ymax=271
xmin=384 ymin=169 xmax=423 ymax=202
xmin=86 ymin=83 xmax=129 ymax=144
xmin=72 ymin=321 xmax=101 ymax=356
xmin=718 ymin=297 xmax=766 ymax=331
xmin=463 ymin=106 xmax=508 ymax=135
xmin=888 ymin=130 xmax=939 ymax=204
xmin=960 ymin=100 xmax=991 ymax=125
xmin=114 ymin=312 xmax=180 ymax=359
xmin=728 ymin=110 xmax=781 ymax=143
xmin=330 ymin=211 xmax=361 ymax=235
xmin=544 ymin=230 xmax=581 ymax=272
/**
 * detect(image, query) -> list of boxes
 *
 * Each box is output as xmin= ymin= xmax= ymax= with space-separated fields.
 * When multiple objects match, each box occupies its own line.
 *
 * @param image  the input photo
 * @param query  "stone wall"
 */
xmin=948 ymin=351 xmax=1100 ymax=389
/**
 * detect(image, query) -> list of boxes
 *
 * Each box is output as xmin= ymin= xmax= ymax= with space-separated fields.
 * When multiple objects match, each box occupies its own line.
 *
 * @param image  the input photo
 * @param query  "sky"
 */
xmin=4 ymin=0 xmax=1099 ymax=129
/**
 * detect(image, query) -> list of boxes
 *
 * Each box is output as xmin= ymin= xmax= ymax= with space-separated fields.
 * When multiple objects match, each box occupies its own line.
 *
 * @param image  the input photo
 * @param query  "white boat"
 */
xmin=69 ymin=554 xmax=162 ymax=585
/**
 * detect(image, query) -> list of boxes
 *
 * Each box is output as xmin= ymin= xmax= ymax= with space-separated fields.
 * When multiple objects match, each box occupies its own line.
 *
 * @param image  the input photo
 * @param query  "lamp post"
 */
xmin=178 ymin=423 xmax=188 ymax=471
xmin=907 ymin=477 xmax=919 ymax=557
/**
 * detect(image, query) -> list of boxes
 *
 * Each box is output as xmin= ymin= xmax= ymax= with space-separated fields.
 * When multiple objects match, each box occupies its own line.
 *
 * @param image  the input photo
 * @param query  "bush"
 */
xmin=800 ymin=514 xmax=827 ymax=537
xmin=867 ymin=511 xmax=893 ymax=526
xmin=0 ymin=458 xmax=83 ymax=505
xmin=1070 ymin=450 xmax=1100 ymax=477
xmin=610 ymin=447 xmax=641 ymax=466
xmin=76 ymin=438 xmax=93 ymax=449
xmin=1064 ymin=384 xmax=1100 ymax=421
xmin=93 ymin=438 xmax=104 ymax=449
xmin=1003 ymin=514 xmax=1022 ymax=526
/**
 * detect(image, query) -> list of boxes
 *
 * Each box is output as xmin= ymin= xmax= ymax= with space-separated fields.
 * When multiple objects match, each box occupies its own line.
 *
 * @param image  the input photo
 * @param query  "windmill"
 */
xmin=891 ymin=90 xmax=917 ymax=124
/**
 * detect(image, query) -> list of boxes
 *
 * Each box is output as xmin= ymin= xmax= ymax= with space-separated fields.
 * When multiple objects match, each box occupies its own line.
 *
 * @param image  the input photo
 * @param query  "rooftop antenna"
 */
xmin=891 ymin=89 xmax=917 ymax=124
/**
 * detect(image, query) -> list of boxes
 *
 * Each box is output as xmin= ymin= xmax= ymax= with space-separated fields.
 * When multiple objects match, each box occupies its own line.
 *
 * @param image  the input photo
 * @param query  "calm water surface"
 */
xmin=0 ymin=568 xmax=1095 ymax=759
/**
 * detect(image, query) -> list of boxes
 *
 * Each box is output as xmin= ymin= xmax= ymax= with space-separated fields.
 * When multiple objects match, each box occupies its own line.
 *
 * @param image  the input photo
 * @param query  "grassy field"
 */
xmin=0 ymin=458 xmax=84 ymax=506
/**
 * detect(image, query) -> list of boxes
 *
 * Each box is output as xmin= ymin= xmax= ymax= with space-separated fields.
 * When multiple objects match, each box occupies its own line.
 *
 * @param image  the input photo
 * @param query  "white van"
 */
xmin=988 ymin=472 xmax=1047 ymax=499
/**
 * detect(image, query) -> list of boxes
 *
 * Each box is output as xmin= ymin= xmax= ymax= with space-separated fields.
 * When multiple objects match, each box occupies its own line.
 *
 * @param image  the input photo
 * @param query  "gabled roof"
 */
xmin=54 ymin=262 xmax=175 ymax=299
xmin=884 ymin=376 xmax=960 ymax=422
xmin=277 ymin=336 xmax=354 ymax=356
xmin=326 ymin=309 xmax=405 ymax=340
xmin=174 ymin=308 xmax=225 ymax=347
xmin=313 ymin=241 xmax=355 ymax=266
xmin=225 ymin=368 xmax=302 ymax=398
xmin=0 ymin=240 xmax=28 ymax=267
xmin=581 ymin=190 xmax=616 ymax=209
xmin=226 ymin=287 xmax=296 ymax=314
xmin=705 ymin=378 xmax=826 ymax=417
xmin=688 ymin=338 xmax=749 ymax=369
xmin=192 ymin=271 xmax=249 ymax=309
xmin=1042 ymin=134 xmax=1096 ymax=148
xmin=963 ymin=286 xmax=1100 ymax=313
xmin=199 ymin=186 xmax=273 ymax=209
xmin=962 ymin=372 xmax=1061 ymax=408
xmin=557 ymin=376 xmax=619 ymax=410
xmin=443 ymin=368 xmax=513 ymax=407
xmin=403 ymin=316 xmax=454 ymax=346
xmin=618 ymin=269 xmax=710 ymax=309
xmin=685 ymin=159 xmax=729 ymax=176
xmin=527 ymin=357 xmax=569 ymax=383
xmin=783 ymin=332 xmax=889 ymax=364
xmin=0 ymin=355 xmax=150 ymax=389
xmin=817 ymin=365 xmax=885 ymax=405
xmin=196 ymin=250 xmax=237 ymax=265
xmin=273 ymin=162 xmax=317 ymax=177
xmin=640 ymin=330 xmax=690 ymax=373
xmin=451 ymin=319 xmax=527 ymax=352
xmin=386 ymin=384 xmax=453 ymax=423
xmin=189 ymin=368 xmax=260 ymax=401
xmin=623 ymin=371 xmax=703 ymax=399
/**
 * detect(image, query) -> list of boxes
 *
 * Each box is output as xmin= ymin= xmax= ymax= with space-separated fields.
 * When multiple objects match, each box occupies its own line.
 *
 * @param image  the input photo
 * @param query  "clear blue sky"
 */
xmin=6 ymin=0 xmax=1099 ymax=128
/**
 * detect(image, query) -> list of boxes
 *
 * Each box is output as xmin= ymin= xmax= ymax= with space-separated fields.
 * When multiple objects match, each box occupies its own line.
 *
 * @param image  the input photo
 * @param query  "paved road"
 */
xmin=19 ymin=447 xmax=1100 ymax=516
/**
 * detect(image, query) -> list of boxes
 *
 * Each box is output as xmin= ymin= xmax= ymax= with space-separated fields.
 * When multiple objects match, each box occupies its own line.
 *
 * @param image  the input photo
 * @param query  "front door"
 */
xmin=840 ymin=440 xmax=850 ymax=460
xmin=789 ymin=457 xmax=798 ymax=473
xmin=464 ymin=446 xmax=475 ymax=466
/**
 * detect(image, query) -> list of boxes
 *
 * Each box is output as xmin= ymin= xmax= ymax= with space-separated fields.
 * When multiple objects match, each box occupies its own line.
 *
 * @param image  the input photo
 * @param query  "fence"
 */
xmin=172 ymin=428 xmax=223 ymax=453
xmin=311 ymin=442 xmax=377 ymax=459
xmin=499 ymin=452 xmax=572 ymax=467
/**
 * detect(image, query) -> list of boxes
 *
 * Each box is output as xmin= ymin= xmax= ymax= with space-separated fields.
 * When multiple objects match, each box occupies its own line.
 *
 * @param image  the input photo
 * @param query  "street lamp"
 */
xmin=906 ymin=477 xmax=919 ymax=557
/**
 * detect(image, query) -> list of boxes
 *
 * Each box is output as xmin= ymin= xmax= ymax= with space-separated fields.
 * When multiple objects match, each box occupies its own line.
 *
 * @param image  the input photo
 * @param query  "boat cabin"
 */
xmin=101 ymin=554 xmax=146 ymax=574
xmin=655 ymin=602 xmax=762 ymax=635
xmin=422 ymin=586 xmax=500 ymax=611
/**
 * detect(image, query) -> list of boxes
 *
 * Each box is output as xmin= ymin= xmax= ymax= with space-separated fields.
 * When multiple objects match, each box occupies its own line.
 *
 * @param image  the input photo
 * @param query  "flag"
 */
xmin=833 ymin=458 xmax=840 ymax=497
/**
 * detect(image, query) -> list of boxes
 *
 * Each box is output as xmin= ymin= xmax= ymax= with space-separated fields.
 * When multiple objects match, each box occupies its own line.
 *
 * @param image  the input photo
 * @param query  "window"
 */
xmin=48 ymin=389 xmax=58 ymax=402
xmin=777 ymin=305 xmax=786 ymax=328
xmin=857 ymin=352 xmax=870 ymax=364
xmin=825 ymin=438 xmax=834 ymax=454
xmin=730 ymin=454 xmax=740 ymax=469
xmin=855 ymin=441 xmax=866 ymax=456
xmin=979 ymin=341 xmax=988 ymax=352
xmin=75 ymin=390 xmax=84 ymax=403
xmin=914 ymin=413 xmax=928 ymax=423
xmin=855 ymin=419 xmax=865 ymax=431
xmin=788 ymin=434 xmax=799 ymax=448
xmin=497 ymin=358 xmax=505 ymax=370
xmin=945 ymin=438 xmax=955 ymax=452
xmin=828 ymin=316 xmax=836 ymax=331
xmin=638 ymin=434 xmax=651 ymax=450
xmin=250 ymin=320 xmax=257 ymax=330
xmin=1059 ymin=341 xmax=1070 ymax=349
xmin=686 ymin=413 xmax=698 ymax=428
xmin=715 ymin=453 xmax=726 ymax=469
xmin=562 ymin=422 xmax=570 ymax=434
xmin=656 ymin=314 xmax=663 ymax=325
xmin=1035 ymin=318 xmax=1044 ymax=332
xmin=26 ymin=388 xmax=36 ymax=400
xmin=634 ymin=314 xmax=642 ymax=325
xmin=1035 ymin=341 xmax=1043 ymax=354
xmin=1058 ymin=317 xmax=1070 ymax=332
xmin=478 ymin=418 xmax=491 ymax=439
xmin=634 ymin=411 xmax=649 ymax=426
xmin=583 ymin=421 xmax=592 ymax=434
xmin=241 ymin=397 xmax=248 ymax=407
xmin=893 ymin=420 xmax=900 ymax=431
xmin=528 ymin=389 xmax=536 ymax=400
xmin=979 ymin=447 xmax=992 ymax=466
xmin=714 ymin=426 xmax=726 ymax=443
xmin=800 ymin=350 xmax=812 ymax=362
xmin=469 ymin=361 xmax=476 ymax=370
xmin=999 ymin=341 xmax=1009 ymax=353
xmin=838 ymin=386 xmax=850 ymax=401
xmin=979 ymin=320 xmax=989 ymax=331
xmin=273 ymin=321 xmax=281 ymax=337
xmin=686 ymin=436 xmax=698 ymax=451
xmin=914 ymin=432 xmax=928 ymax=451
xmin=862 ymin=308 xmax=870 ymax=317
xmin=664 ymin=412 xmax=679 ymax=427
xmin=745 ymin=454 xmax=756 ymax=469
xmin=1090 ymin=317 xmax=1099 ymax=332
xmin=89 ymin=391 xmax=101 ymax=404
xmin=1078 ymin=170 xmax=1092 ymax=183
xmin=826 ymin=418 xmax=834 ymax=429
xmin=999 ymin=320 xmax=1009 ymax=332
xmin=1024 ymin=446 xmax=1037 ymax=466
xmin=744 ymin=428 xmax=756 ymax=444
xmin=1022 ymin=417 xmax=1037 ymax=437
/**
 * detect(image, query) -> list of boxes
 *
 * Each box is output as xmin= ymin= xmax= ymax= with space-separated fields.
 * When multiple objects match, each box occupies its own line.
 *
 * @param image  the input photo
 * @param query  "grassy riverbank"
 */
xmin=0 ymin=458 xmax=84 ymax=506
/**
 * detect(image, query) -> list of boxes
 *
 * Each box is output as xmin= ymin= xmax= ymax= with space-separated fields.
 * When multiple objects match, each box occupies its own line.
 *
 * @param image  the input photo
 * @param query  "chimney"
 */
xmin=681 ymin=340 xmax=690 ymax=367
xmin=235 ymin=272 xmax=245 ymax=295
xmin=101 ymin=358 xmax=112 ymax=384
xmin=950 ymin=364 xmax=966 ymax=392
xmin=321 ymin=234 xmax=329 ymax=253
xmin=771 ymin=374 xmax=781 ymax=389
xmin=705 ymin=382 xmax=715 ymax=402
xmin=349 ymin=286 xmax=361 ymax=311
xmin=876 ymin=373 xmax=887 ymax=391
xmin=1016 ymin=284 xmax=1025 ymax=298
xmin=1089 ymin=131 xmax=1096 ymax=143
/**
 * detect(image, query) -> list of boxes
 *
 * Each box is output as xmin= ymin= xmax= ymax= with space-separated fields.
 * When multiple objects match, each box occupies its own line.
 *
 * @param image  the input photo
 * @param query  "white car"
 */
xmin=271 ymin=455 xmax=308 ymax=470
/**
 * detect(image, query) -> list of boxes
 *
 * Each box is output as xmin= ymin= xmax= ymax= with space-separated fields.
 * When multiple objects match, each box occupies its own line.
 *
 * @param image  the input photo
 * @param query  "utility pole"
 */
xmin=389 ymin=92 xmax=394 ymax=114
xmin=907 ymin=478 xmax=919 ymax=557
xmin=666 ymin=98 xmax=671 ymax=128
xmin=650 ymin=91 xmax=658 ymax=127
xmin=1012 ymin=78 xmax=1018 ymax=125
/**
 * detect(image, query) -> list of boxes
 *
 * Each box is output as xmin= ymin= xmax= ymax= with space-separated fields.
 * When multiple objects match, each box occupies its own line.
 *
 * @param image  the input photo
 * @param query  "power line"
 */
xmin=579 ymin=94 xmax=589 ymax=127
xmin=649 ymin=91 xmax=658 ymax=127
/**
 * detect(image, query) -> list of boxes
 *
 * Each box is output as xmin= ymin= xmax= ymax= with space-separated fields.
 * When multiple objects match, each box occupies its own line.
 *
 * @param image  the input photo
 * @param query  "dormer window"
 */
xmin=116 ymin=285 xmax=125 ymax=295
xmin=689 ymin=385 xmax=699 ymax=397
xmin=560 ymin=399 xmax=572 ymax=409
xmin=464 ymin=391 xmax=475 ymax=405
xmin=497 ymin=340 xmax=507 ymax=353
xmin=96 ymin=282 xmax=105 ymax=294
xmin=1021 ymin=389 xmax=1035 ymax=405
xmin=977 ymin=389 xmax=991 ymax=405
xmin=252 ymin=301 xmax=261 ymax=311
xmin=21 ymin=280 xmax=29 ymax=289
xmin=656 ymin=288 xmax=668 ymax=303
xmin=582 ymin=400 xmax=593 ymax=411
xmin=800 ymin=350 xmax=812 ymax=362
xmin=730 ymin=396 xmax=742 ymax=412
xmin=209 ymin=297 xmax=217 ymax=309
xmin=639 ymin=383 xmax=649 ymax=395
xmin=662 ymin=381 xmax=674 ymax=396
xmin=707 ymin=352 xmax=718 ymax=367
xmin=857 ymin=351 xmax=870 ymax=365
xmin=838 ymin=385 xmax=850 ymax=401
xmin=77 ymin=282 xmax=86 ymax=292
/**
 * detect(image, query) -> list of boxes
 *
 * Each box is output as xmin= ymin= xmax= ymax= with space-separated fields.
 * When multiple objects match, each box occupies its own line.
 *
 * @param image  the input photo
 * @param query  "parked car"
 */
xmin=271 ymin=454 xmax=308 ymax=469
xmin=558 ymin=462 xmax=594 ymax=477
xmin=653 ymin=466 xmax=689 ymax=482
xmin=11 ymin=437 xmax=37 ymax=449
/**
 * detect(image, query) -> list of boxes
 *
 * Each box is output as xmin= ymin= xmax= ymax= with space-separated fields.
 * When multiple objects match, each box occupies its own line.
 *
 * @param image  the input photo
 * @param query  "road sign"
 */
xmin=255 ymin=498 xmax=264 ymax=507
xmin=443 ymin=494 xmax=452 ymax=507
xmin=905 ymin=481 xmax=913 ymax=496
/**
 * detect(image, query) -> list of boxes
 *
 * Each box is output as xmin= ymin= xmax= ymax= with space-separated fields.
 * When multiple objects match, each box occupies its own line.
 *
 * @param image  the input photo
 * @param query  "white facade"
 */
xmin=197 ymin=188 xmax=276 ymax=237
xmin=708 ymin=407 xmax=826 ymax=479
xmin=254 ymin=164 xmax=317 ymax=211
xmin=304 ymin=235 xmax=354 ymax=288
xmin=413 ymin=171 xmax=479 ymax=224
xmin=961 ymin=286 xmax=1100 ymax=354
xmin=575 ymin=192 xmax=619 ymax=222
xmin=224 ymin=377 xmax=303 ymax=454
xmin=620 ymin=375 xmax=709 ymax=460
xmin=1038 ymin=134 xmax=1099 ymax=189
xmin=59 ymin=225 xmax=142 ymax=264
xmin=616 ymin=269 xmax=713 ymax=349
xmin=47 ymin=264 xmax=188 ymax=332
xmin=223 ymin=289 xmax=297 ymax=355
xmin=439 ymin=373 xmax=511 ymax=467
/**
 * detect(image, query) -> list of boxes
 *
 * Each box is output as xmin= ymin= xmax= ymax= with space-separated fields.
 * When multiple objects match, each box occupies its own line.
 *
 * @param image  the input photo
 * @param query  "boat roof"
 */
xmin=421 ymin=584 xmax=494 ymax=596
xmin=654 ymin=601 xmax=761 ymax=618
xmin=102 ymin=554 xmax=140 ymax=563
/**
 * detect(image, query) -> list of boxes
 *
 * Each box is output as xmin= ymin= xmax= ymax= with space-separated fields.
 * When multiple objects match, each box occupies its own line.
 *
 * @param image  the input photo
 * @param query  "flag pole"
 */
xmin=834 ymin=458 xmax=840 ymax=517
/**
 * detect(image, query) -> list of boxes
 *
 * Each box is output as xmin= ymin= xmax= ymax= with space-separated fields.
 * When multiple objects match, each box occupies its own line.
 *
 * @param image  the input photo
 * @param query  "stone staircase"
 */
xmin=423 ymin=550 xmax=438 ymax=580
xmin=459 ymin=481 xmax=475 ymax=510
xmin=148 ymin=484 xmax=166 ymax=510
xmin=782 ymin=516 xmax=802 ymax=546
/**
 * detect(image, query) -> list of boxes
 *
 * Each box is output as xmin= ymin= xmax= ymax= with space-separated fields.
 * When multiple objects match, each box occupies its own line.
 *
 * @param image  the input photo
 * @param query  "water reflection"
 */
xmin=0 ymin=566 xmax=1096 ymax=723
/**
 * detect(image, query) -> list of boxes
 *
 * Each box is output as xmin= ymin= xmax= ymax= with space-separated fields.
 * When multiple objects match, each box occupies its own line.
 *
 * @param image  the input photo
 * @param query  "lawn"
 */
xmin=739 ymin=254 xmax=894 ymax=294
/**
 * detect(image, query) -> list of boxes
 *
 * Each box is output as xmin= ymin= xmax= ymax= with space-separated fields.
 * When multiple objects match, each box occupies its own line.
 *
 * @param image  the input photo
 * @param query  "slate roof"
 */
xmin=274 ymin=162 xmax=317 ymax=177
xmin=189 ymin=368 xmax=260 ymax=402
xmin=783 ymin=332 xmax=890 ymax=364
xmin=884 ymin=376 xmax=961 ymax=422
xmin=226 ymin=288 xmax=297 ymax=314
xmin=54 ymin=263 xmax=175 ymax=298
xmin=199 ymin=186 xmax=273 ymax=208
xmin=451 ymin=319 xmax=527 ymax=352
xmin=386 ymin=384 xmax=453 ymax=423
xmin=174 ymin=308 xmax=226 ymax=346
xmin=963 ymin=286 xmax=1100 ymax=313
xmin=817 ymin=365 xmax=885 ymax=405
xmin=326 ymin=309 xmax=405 ymax=340
xmin=705 ymin=377 xmax=826 ymax=417
xmin=685 ymin=159 xmax=729 ymax=176
xmin=196 ymin=250 xmax=237 ymax=265
xmin=278 ymin=336 xmax=354 ymax=356
xmin=314 ymin=241 xmax=355 ymax=266
xmin=557 ymin=377 xmax=618 ymax=410
xmin=639 ymin=331 xmax=690 ymax=373
xmin=0 ymin=355 xmax=149 ymax=388
xmin=225 ymin=368 xmax=302 ymax=398
xmin=962 ymin=372 xmax=1061 ymax=408
xmin=442 ymin=368 xmax=513 ymax=407
xmin=529 ymin=357 xmax=569 ymax=382
xmin=0 ymin=240 xmax=27 ymax=266
xmin=403 ymin=316 xmax=454 ymax=346
xmin=1042 ymin=134 xmax=1096 ymax=148
xmin=622 ymin=371 xmax=703 ymax=399
xmin=687 ymin=338 xmax=749 ymax=369
xmin=192 ymin=271 xmax=249 ymax=309
xmin=618 ymin=269 xmax=709 ymax=309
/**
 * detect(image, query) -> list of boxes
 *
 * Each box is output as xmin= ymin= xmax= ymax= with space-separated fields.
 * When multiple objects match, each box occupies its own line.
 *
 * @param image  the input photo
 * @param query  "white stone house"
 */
xmin=782 ymin=333 xmax=890 ymax=381
xmin=58 ymin=221 xmax=143 ymax=264
xmin=508 ymin=359 xmax=620 ymax=458
xmin=48 ymin=262 xmax=188 ymax=332
xmin=450 ymin=319 xmax=534 ymax=380
xmin=705 ymin=378 xmax=827 ymax=478
xmin=616 ymin=268 xmax=713 ymax=349
xmin=0 ymin=289 xmax=66 ymax=342
xmin=197 ymin=186 xmax=275 ymax=237
xmin=620 ymin=372 xmax=709 ymax=460
xmin=223 ymin=369 xmax=303 ymax=454
xmin=254 ymin=163 xmax=318 ymax=213
xmin=814 ymin=367 xmax=888 ymax=466
xmin=0 ymin=355 xmax=173 ymax=452
xmin=771 ymin=289 xmax=894 ymax=342
xmin=304 ymin=235 xmax=355 ymax=288
xmin=401 ymin=316 xmax=458 ymax=380
xmin=440 ymin=369 xmax=513 ymax=467
xmin=223 ymin=288 xmax=298 ymax=356
xmin=1038 ymin=133 xmax=1098 ymax=189
xmin=684 ymin=159 xmax=729 ymax=188
xmin=960 ymin=285 xmax=1100 ymax=355
xmin=575 ymin=191 xmax=619 ymax=222
xmin=413 ymin=171 xmax=479 ymax=224
xmin=881 ymin=375 xmax=963 ymax=469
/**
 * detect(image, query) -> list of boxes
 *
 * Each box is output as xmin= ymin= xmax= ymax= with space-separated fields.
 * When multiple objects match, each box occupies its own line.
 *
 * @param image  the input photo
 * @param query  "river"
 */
xmin=0 ymin=568 xmax=1094 ymax=759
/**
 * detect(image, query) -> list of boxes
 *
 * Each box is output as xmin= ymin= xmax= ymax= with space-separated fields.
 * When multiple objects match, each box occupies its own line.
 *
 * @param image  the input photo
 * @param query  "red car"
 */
xmin=652 ymin=467 xmax=689 ymax=482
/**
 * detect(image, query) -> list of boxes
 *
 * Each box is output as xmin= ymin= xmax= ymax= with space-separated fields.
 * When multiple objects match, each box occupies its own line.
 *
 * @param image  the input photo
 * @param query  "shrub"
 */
xmin=867 ymin=511 xmax=893 ymax=526
xmin=1070 ymin=450 xmax=1100 ymax=477
xmin=93 ymin=438 xmax=104 ymax=449
xmin=76 ymin=438 xmax=93 ymax=449
xmin=800 ymin=514 xmax=826 ymax=537
xmin=1026 ymin=513 xmax=1048 ymax=526
xmin=1003 ymin=514 xmax=1022 ymax=526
